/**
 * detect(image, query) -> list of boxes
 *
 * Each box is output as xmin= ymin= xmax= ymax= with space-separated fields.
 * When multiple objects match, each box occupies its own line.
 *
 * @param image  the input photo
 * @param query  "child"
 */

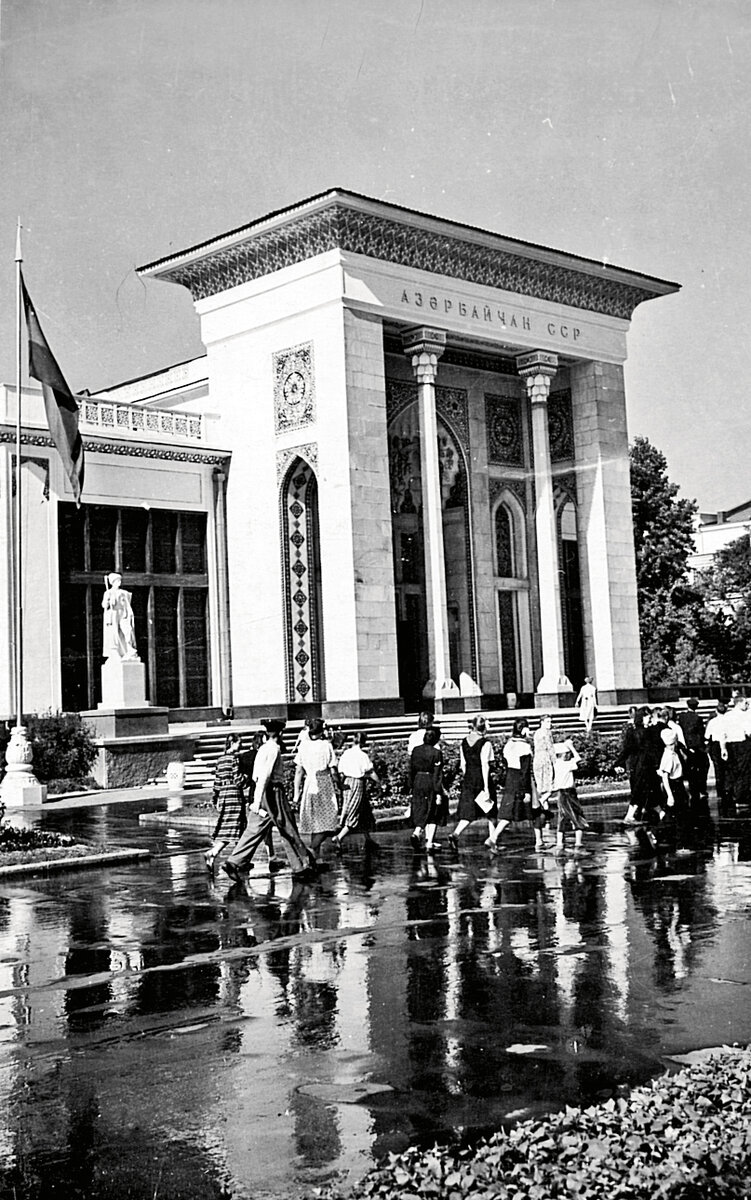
xmin=552 ymin=739 xmax=589 ymax=854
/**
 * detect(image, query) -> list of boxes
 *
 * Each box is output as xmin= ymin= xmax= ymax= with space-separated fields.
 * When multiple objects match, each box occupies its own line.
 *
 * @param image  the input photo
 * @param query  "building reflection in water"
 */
xmin=0 ymin=824 xmax=746 ymax=1196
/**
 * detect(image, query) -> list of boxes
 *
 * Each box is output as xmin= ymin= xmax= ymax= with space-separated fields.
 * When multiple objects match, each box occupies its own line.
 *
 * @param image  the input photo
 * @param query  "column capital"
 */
xmin=516 ymin=350 xmax=558 ymax=379
xmin=517 ymin=350 xmax=558 ymax=405
xmin=402 ymin=326 xmax=447 ymax=386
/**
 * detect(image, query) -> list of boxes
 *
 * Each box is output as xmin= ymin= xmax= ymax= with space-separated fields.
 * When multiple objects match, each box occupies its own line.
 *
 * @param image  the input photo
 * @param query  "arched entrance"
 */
xmin=388 ymin=401 xmax=476 ymax=704
xmin=280 ymin=459 xmax=325 ymax=704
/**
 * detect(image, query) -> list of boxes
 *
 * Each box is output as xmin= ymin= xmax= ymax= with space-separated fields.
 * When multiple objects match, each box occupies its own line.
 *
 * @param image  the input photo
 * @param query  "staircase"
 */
xmin=176 ymin=702 xmax=711 ymax=791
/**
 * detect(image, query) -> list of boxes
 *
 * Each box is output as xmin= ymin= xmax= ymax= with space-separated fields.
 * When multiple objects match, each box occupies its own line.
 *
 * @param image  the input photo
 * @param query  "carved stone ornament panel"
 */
xmin=553 ymin=471 xmax=578 ymax=507
xmin=485 ymin=395 xmax=524 ymax=467
xmin=276 ymin=442 xmax=319 ymax=484
xmin=385 ymin=379 xmax=469 ymax=453
xmin=164 ymin=203 xmax=656 ymax=319
xmin=273 ymin=342 xmax=315 ymax=435
xmin=548 ymin=390 xmax=574 ymax=463
xmin=488 ymin=477 xmax=527 ymax=512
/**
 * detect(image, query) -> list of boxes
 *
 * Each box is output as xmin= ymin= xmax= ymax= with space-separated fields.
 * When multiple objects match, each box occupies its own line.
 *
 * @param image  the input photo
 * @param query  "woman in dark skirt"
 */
xmin=206 ymin=733 xmax=247 ymax=873
xmin=410 ymin=727 xmax=446 ymax=852
xmin=617 ymin=707 xmax=663 ymax=824
xmin=448 ymin=716 xmax=497 ymax=853
xmin=489 ymin=718 xmax=543 ymax=851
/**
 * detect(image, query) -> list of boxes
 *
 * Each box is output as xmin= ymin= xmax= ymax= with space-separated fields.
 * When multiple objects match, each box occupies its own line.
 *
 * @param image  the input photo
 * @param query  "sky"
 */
xmin=1 ymin=0 xmax=749 ymax=512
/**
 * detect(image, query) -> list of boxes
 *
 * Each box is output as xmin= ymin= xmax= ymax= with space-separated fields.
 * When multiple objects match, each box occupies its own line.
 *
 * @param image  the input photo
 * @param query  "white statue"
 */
xmin=102 ymin=572 xmax=139 ymax=660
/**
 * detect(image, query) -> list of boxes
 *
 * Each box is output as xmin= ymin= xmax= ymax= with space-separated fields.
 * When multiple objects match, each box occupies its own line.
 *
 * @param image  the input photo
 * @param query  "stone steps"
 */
xmin=176 ymin=703 xmax=696 ymax=791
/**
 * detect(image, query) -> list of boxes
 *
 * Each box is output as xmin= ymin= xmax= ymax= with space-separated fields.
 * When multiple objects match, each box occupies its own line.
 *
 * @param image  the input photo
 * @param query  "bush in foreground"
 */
xmin=317 ymin=1049 xmax=751 ymax=1200
xmin=0 ymin=712 xmax=98 ymax=787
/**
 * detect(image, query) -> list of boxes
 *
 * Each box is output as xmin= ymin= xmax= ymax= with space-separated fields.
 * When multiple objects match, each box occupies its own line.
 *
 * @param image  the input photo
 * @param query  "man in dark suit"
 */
xmin=677 ymin=698 xmax=709 ymax=817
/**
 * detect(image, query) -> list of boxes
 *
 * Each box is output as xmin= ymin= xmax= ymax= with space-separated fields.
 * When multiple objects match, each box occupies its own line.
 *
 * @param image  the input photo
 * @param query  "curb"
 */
xmin=0 ymin=848 xmax=151 ymax=879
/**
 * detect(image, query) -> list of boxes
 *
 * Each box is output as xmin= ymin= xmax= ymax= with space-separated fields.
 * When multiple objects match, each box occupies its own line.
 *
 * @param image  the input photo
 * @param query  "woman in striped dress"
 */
xmin=205 ymin=734 xmax=247 ymax=873
xmin=333 ymin=732 xmax=382 ymax=852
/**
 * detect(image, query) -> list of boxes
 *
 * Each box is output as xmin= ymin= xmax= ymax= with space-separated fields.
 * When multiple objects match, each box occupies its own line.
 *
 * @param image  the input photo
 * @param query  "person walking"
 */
xmin=532 ymin=713 xmax=556 ymax=814
xmin=410 ymin=726 xmax=445 ymax=852
xmin=205 ymin=733 xmax=246 ymax=874
xmin=406 ymin=711 xmax=435 ymax=756
xmin=333 ymin=732 xmax=383 ymax=852
xmin=489 ymin=718 xmax=544 ymax=851
xmin=575 ymin=677 xmax=597 ymax=734
xmin=705 ymin=702 xmax=729 ymax=811
xmin=239 ymin=731 xmax=283 ymax=872
xmin=294 ymin=718 xmax=342 ymax=855
xmin=223 ymin=720 xmax=320 ymax=883
xmin=677 ymin=698 xmax=709 ymax=817
xmin=657 ymin=707 xmax=690 ymax=814
xmin=617 ymin=707 xmax=663 ymax=824
xmin=552 ymin=739 xmax=589 ymax=854
xmin=448 ymin=716 xmax=498 ymax=853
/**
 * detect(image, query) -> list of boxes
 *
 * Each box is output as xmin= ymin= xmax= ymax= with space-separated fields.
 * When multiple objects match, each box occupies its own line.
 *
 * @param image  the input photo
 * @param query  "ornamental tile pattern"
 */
xmin=275 ymin=442 xmax=318 ymax=484
xmin=163 ymin=205 xmax=655 ymax=319
xmin=488 ymin=477 xmax=527 ymax=512
xmin=384 ymin=380 xmax=469 ymax=453
xmin=485 ymin=395 xmax=524 ymax=466
xmin=0 ymin=432 xmax=228 ymax=466
xmin=273 ymin=342 xmax=315 ymax=435
xmin=553 ymin=471 xmax=578 ymax=507
xmin=280 ymin=458 xmax=322 ymax=703
xmin=548 ymin=390 xmax=574 ymax=463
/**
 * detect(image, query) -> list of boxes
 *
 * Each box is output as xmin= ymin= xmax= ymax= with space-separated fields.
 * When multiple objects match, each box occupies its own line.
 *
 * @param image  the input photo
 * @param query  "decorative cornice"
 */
xmin=0 ymin=431 xmax=229 ymax=466
xmin=143 ymin=195 xmax=676 ymax=320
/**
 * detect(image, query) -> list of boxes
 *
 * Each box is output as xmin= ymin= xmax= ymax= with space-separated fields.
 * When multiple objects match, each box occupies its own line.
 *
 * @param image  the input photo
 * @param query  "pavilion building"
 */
xmin=1 ymin=189 xmax=679 ymax=731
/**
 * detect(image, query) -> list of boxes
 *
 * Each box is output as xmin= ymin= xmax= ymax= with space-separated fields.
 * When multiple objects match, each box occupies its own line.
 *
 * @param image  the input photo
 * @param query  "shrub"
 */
xmin=568 ymin=732 xmax=623 ymax=781
xmin=0 ymin=712 xmax=98 ymax=784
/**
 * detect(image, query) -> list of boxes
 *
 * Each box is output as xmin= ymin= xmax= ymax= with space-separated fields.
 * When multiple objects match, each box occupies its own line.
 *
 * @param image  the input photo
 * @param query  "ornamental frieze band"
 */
xmin=161 ymin=202 xmax=656 ymax=319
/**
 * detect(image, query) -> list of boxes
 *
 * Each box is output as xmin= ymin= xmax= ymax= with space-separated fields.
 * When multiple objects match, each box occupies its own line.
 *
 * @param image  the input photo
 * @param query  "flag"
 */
xmin=20 ymin=273 xmax=85 ymax=505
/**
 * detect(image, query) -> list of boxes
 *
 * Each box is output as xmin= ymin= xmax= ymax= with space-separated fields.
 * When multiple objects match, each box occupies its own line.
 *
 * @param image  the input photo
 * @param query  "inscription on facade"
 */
xmin=400 ymin=289 xmax=581 ymax=343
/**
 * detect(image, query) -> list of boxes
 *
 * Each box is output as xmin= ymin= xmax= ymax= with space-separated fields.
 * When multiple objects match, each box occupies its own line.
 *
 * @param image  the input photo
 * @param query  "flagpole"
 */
xmin=14 ymin=220 xmax=23 ymax=728
xmin=0 ymin=224 xmax=46 ymax=806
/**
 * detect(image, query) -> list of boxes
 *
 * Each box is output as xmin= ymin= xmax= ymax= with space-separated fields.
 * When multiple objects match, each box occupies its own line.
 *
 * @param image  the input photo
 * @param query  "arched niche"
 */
xmin=280 ymin=457 xmax=325 ymax=704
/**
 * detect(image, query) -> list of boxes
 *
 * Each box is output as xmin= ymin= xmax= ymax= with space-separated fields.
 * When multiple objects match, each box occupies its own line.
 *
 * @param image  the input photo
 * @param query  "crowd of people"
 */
xmin=207 ymin=690 xmax=740 ymax=883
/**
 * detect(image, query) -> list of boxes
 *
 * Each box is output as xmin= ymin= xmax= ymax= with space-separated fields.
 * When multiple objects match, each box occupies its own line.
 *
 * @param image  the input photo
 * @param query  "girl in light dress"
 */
xmin=488 ymin=718 xmax=547 ymax=852
xmin=294 ymin=718 xmax=342 ymax=854
xmin=575 ymin=677 xmax=597 ymax=735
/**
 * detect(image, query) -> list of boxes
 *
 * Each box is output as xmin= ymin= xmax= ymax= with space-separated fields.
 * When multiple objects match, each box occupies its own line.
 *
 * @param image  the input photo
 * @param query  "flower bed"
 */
xmin=318 ymin=1049 xmax=751 ymax=1200
xmin=0 ymin=825 xmax=88 ymax=868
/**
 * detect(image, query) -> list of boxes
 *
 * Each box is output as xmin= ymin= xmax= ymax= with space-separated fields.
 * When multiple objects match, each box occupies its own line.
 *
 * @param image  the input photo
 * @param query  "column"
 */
xmin=213 ymin=467 xmax=233 ymax=715
xmin=517 ymin=350 xmax=573 ymax=701
xmin=402 ymin=326 xmax=459 ymax=703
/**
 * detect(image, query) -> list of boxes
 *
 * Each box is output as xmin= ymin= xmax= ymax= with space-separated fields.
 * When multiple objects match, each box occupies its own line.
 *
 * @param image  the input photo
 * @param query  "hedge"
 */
xmin=0 ymin=712 xmax=98 ymax=784
xmin=317 ymin=1048 xmax=751 ymax=1200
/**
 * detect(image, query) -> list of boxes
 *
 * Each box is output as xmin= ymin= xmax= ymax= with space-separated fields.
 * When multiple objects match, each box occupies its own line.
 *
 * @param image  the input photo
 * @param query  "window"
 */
xmin=58 ymin=503 xmax=210 ymax=711
xmin=495 ymin=504 xmax=515 ymax=577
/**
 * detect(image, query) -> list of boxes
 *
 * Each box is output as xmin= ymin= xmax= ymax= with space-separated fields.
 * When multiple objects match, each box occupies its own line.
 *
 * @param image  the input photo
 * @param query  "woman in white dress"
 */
xmin=575 ymin=677 xmax=597 ymax=734
xmin=294 ymin=718 xmax=341 ymax=854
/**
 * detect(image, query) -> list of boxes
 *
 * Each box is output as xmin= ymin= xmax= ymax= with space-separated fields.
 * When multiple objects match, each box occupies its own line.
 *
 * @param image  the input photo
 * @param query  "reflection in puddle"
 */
xmin=0 ymin=813 xmax=749 ymax=1197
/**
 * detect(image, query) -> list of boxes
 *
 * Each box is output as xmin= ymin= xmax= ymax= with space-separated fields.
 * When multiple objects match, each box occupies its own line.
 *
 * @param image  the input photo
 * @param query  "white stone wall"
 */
xmin=570 ymin=360 xmax=643 ymax=697
xmin=342 ymin=308 xmax=400 ymax=701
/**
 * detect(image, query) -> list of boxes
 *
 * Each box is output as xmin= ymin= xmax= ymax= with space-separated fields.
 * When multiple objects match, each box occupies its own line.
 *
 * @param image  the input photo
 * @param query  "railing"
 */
xmin=80 ymin=398 xmax=203 ymax=442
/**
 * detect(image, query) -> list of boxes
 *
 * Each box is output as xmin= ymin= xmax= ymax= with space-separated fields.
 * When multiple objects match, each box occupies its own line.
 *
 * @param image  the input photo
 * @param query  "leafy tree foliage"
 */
xmin=697 ymin=534 xmax=751 ymax=679
xmin=630 ymin=435 xmax=697 ymax=595
xmin=629 ymin=437 xmax=726 ymax=684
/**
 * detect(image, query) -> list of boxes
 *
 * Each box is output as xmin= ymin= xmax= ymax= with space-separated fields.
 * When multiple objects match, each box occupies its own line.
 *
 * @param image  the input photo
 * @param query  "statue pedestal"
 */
xmin=100 ymin=657 xmax=147 ymax=709
xmin=82 ymin=657 xmax=169 ymax=739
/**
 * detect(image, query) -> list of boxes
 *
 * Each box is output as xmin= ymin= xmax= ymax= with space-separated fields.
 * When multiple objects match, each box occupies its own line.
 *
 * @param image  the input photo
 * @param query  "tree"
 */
xmin=629 ymin=436 xmax=697 ymax=595
xmin=696 ymin=534 xmax=751 ymax=680
xmin=629 ymin=437 xmax=725 ymax=684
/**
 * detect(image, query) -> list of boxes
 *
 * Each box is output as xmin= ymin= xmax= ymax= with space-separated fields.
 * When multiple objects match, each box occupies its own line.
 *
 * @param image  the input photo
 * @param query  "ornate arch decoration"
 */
xmin=489 ymin=486 xmax=528 ymax=579
xmin=279 ymin=457 xmax=325 ymax=704
xmin=385 ymin=385 xmax=478 ymax=680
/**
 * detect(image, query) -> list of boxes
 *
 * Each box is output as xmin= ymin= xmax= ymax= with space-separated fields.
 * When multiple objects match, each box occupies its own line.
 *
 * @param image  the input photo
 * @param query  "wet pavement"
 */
xmin=0 ymin=799 xmax=749 ymax=1199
